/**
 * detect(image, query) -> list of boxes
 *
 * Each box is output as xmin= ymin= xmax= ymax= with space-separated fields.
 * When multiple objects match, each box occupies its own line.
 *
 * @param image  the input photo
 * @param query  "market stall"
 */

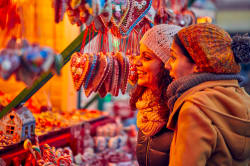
xmin=0 ymin=0 xmax=210 ymax=165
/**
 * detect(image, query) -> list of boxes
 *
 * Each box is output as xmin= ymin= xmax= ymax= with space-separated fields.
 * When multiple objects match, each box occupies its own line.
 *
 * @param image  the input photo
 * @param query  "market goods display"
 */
xmin=53 ymin=0 xmax=152 ymax=38
xmin=71 ymin=51 xmax=130 ymax=97
xmin=0 ymin=38 xmax=63 ymax=87
xmin=34 ymin=109 xmax=106 ymax=136
xmin=19 ymin=120 xmax=138 ymax=166
xmin=23 ymin=138 xmax=74 ymax=166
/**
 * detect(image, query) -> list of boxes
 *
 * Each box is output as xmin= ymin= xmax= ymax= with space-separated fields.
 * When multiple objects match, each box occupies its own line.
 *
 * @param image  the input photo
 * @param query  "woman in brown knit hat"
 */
xmin=165 ymin=23 xmax=250 ymax=166
xmin=130 ymin=24 xmax=182 ymax=166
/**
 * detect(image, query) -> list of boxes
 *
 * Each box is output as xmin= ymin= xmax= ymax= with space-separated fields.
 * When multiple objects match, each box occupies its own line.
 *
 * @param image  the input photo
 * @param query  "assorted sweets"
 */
xmin=34 ymin=109 xmax=106 ymax=136
xmin=71 ymin=52 xmax=130 ymax=97
xmin=0 ymin=38 xmax=62 ymax=87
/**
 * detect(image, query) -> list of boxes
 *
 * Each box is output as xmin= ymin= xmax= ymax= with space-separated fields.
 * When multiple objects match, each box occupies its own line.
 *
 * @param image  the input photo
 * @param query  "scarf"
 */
xmin=136 ymin=89 xmax=169 ymax=137
xmin=166 ymin=73 xmax=245 ymax=111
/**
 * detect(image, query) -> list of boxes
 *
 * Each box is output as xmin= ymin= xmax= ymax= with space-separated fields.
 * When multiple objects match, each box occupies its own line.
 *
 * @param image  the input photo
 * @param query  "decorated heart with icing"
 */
xmin=110 ymin=0 xmax=152 ymax=37
xmin=84 ymin=53 xmax=98 ymax=97
xmin=110 ymin=55 xmax=120 ymax=96
xmin=92 ymin=52 xmax=109 ymax=92
xmin=104 ymin=52 xmax=114 ymax=93
xmin=70 ymin=52 xmax=90 ymax=91
xmin=115 ymin=52 xmax=124 ymax=94
xmin=120 ymin=0 xmax=152 ymax=36
xmin=98 ymin=83 xmax=107 ymax=98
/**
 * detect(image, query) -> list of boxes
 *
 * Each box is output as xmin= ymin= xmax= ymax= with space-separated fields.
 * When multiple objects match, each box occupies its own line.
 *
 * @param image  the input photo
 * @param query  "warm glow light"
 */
xmin=197 ymin=16 xmax=212 ymax=24
xmin=11 ymin=0 xmax=28 ymax=4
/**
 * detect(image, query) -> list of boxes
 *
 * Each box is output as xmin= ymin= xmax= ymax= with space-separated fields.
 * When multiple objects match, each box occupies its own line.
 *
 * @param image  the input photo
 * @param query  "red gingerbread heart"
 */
xmin=104 ymin=52 xmax=114 ymax=93
xmin=70 ymin=52 xmax=90 ymax=91
xmin=111 ymin=0 xmax=152 ymax=37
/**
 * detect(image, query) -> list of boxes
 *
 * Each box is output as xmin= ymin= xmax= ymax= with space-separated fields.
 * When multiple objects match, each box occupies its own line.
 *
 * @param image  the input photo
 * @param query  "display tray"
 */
xmin=0 ymin=115 xmax=114 ymax=163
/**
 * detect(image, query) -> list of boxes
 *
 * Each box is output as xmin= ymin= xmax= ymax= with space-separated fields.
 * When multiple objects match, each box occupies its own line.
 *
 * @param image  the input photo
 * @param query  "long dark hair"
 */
xmin=129 ymin=62 xmax=172 ymax=110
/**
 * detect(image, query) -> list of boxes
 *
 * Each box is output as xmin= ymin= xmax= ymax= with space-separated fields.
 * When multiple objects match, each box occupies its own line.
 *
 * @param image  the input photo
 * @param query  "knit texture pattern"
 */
xmin=140 ymin=24 xmax=182 ymax=63
xmin=166 ymin=73 xmax=245 ymax=111
xmin=136 ymin=89 xmax=169 ymax=136
xmin=177 ymin=23 xmax=240 ymax=74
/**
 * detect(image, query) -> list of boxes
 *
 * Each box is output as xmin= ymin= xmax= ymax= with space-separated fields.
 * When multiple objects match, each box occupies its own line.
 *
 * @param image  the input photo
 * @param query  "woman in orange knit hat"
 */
xmin=165 ymin=23 xmax=250 ymax=166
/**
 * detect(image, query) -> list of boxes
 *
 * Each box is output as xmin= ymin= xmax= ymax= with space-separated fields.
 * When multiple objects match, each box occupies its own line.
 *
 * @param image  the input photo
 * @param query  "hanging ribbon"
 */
xmin=80 ymin=26 xmax=89 ymax=53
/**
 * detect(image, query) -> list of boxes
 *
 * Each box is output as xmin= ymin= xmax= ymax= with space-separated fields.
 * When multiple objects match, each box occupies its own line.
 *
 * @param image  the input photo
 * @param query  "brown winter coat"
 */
xmin=167 ymin=80 xmax=250 ymax=166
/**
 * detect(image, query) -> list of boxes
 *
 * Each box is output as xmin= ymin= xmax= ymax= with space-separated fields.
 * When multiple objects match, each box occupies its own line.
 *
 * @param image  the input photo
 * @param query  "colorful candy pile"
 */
xmin=23 ymin=139 xmax=74 ymax=166
xmin=74 ymin=121 xmax=138 ymax=165
xmin=34 ymin=109 xmax=105 ymax=136
xmin=0 ymin=133 xmax=19 ymax=149
xmin=71 ymin=51 xmax=130 ymax=97
xmin=0 ymin=38 xmax=63 ymax=87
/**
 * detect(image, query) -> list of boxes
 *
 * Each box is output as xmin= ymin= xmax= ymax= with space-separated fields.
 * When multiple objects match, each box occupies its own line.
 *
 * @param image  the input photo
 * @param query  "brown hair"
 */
xmin=129 ymin=62 xmax=172 ymax=110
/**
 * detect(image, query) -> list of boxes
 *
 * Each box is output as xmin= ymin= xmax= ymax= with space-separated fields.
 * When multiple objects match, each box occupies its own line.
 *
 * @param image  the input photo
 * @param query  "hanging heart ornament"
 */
xmin=70 ymin=52 xmax=90 ymax=91
xmin=111 ymin=0 xmax=152 ymax=37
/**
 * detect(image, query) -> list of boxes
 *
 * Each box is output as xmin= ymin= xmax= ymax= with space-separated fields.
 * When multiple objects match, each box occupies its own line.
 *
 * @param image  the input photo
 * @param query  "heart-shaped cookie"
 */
xmin=119 ymin=0 xmax=152 ymax=36
xmin=92 ymin=52 xmax=109 ymax=92
xmin=110 ymin=55 xmax=120 ymax=96
xmin=70 ymin=52 xmax=90 ymax=91
xmin=115 ymin=52 xmax=124 ymax=91
xmin=104 ymin=52 xmax=114 ymax=93
xmin=84 ymin=53 xmax=98 ymax=97
xmin=98 ymin=82 xmax=107 ymax=98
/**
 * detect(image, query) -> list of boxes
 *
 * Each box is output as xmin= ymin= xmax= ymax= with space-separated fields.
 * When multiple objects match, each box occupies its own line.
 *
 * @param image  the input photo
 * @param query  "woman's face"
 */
xmin=136 ymin=43 xmax=162 ymax=90
xmin=165 ymin=40 xmax=197 ymax=80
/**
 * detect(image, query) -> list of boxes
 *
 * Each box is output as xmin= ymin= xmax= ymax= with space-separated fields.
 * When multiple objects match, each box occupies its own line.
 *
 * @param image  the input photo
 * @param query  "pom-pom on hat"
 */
xmin=176 ymin=23 xmax=244 ymax=74
xmin=140 ymin=24 xmax=182 ymax=63
xmin=231 ymin=33 xmax=250 ymax=64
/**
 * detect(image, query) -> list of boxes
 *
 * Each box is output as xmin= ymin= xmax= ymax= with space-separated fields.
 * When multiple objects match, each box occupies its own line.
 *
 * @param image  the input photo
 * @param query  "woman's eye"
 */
xmin=143 ymin=55 xmax=151 ymax=60
xmin=144 ymin=57 xmax=151 ymax=60
xmin=170 ymin=56 xmax=176 ymax=61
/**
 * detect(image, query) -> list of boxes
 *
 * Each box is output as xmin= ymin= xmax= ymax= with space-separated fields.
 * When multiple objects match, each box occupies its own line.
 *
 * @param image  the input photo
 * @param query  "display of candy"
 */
xmin=0 ymin=133 xmax=19 ymax=149
xmin=83 ymin=123 xmax=94 ymax=149
xmin=23 ymin=139 xmax=74 ymax=166
xmin=24 ymin=139 xmax=37 ymax=160
xmin=70 ymin=51 xmax=130 ymax=97
xmin=34 ymin=109 xmax=105 ymax=136
xmin=0 ymin=38 xmax=63 ymax=87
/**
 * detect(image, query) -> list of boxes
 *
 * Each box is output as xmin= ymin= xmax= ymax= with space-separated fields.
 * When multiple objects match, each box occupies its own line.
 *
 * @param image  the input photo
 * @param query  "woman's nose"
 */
xmin=135 ymin=56 xmax=142 ymax=66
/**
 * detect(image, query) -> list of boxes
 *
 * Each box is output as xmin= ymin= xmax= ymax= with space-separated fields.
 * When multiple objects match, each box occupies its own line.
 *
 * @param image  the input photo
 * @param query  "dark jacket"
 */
xmin=136 ymin=127 xmax=173 ymax=166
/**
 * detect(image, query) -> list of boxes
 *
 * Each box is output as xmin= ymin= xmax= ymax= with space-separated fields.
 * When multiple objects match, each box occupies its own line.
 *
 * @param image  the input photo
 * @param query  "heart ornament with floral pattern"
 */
xmin=70 ymin=52 xmax=90 ymax=91
xmin=111 ymin=0 xmax=152 ymax=37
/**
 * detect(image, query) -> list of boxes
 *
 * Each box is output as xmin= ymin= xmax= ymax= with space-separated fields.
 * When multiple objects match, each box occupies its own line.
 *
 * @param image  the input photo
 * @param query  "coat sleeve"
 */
xmin=168 ymin=101 xmax=217 ymax=166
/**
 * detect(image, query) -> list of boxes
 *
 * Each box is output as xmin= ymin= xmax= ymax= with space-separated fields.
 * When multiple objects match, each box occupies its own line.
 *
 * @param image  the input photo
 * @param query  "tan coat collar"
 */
xmin=167 ymin=80 xmax=240 ymax=130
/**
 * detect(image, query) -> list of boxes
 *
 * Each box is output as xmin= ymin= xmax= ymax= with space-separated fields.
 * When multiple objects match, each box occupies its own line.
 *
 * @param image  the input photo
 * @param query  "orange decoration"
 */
xmin=70 ymin=52 xmax=90 ymax=91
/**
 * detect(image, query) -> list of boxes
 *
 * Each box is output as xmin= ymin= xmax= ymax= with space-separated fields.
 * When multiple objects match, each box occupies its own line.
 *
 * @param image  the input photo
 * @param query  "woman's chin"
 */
xmin=137 ymin=80 xmax=147 ymax=87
